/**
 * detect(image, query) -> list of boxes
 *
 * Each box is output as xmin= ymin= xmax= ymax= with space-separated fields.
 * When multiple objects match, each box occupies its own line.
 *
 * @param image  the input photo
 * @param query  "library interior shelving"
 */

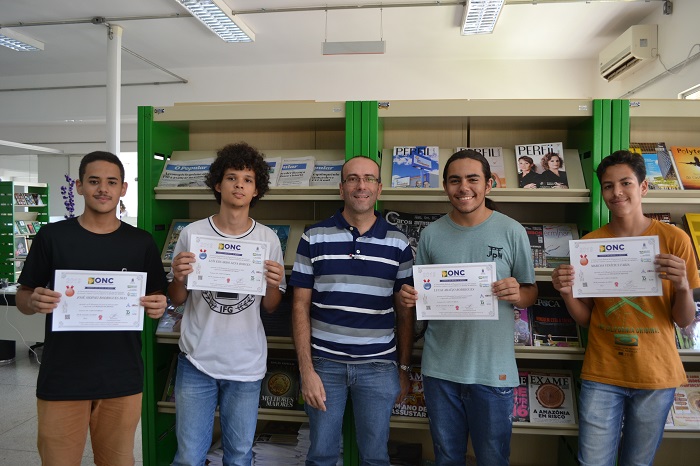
xmin=137 ymin=99 xmax=700 ymax=466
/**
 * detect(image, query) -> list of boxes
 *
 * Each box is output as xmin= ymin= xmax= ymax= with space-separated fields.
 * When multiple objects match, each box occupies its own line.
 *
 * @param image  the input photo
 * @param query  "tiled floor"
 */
xmin=0 ymin=342 xmax=143 ymax=465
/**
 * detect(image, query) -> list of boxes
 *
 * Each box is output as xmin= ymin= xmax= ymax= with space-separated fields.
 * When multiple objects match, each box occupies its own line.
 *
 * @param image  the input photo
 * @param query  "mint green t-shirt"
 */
xmin=417 ymin=211 xmax=535 ymax=387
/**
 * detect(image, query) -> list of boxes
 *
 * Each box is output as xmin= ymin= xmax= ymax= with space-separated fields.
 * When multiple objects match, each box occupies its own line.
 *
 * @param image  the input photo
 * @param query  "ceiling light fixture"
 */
xmin=461 ymin=0 xmax=505 ymax=36
xmin=174 ymin=0 xmax=255 ymax=43
xmin=0 ymin=28 xmax=44 ymax=51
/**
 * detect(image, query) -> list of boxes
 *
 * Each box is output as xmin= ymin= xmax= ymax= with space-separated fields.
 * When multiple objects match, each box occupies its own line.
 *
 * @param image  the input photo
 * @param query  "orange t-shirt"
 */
xmin=581 ymin=220 xmax=700 ymax=389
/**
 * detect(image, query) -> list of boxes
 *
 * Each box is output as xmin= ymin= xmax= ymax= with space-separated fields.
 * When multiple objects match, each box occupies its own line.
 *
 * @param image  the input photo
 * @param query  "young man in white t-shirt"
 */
xmin=167 ymin=142 xmax=286 ymax=466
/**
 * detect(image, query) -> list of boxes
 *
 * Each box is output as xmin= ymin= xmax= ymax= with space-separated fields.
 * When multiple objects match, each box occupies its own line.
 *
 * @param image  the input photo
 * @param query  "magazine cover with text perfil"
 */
xmin=391 ymin=146 xmax=440 ymax=188
xmin=514 ymin=142 xmax=567 ymax=189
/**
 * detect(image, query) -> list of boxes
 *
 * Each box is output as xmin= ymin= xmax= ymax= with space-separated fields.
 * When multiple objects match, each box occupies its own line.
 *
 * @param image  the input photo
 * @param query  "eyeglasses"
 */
xmin=342 ymin=175 xmax=380 ymax=185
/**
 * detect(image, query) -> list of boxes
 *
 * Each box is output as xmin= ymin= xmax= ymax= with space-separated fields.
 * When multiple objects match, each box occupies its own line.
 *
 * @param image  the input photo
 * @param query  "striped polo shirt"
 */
xmin=289 ymin=209 xmax=414 ymax=362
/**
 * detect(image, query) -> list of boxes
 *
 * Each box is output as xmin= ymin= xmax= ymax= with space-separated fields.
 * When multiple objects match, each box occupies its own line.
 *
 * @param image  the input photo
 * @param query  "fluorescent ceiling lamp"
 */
xmin=174 ymin=0 xmax=255 ymax=43
xmin=0 ymin=28 xmax=44 ymax=52
xmin=461 ymin=0 xmax=505 ymax=36
xmin=323 ymin=41 xmax=386 ymax=55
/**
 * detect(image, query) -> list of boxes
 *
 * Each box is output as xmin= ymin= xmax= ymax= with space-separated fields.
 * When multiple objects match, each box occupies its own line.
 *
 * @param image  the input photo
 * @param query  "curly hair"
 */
xmin=205 ymin=142 xmax=270 ymax=207
xmin=541 ymin=152 xmax=564 ymax=171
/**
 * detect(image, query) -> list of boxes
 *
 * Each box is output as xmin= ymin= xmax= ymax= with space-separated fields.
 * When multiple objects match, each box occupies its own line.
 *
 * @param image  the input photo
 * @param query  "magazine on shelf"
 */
xmin=14 ymin=235 xmax=28 ymax=258
xmin=259 ymin=359 xmax=301 ymax=410
xmin=514 ymin=142 xmax=567 ymax=189
xmin=529 ymin=297 xmax=580 ymax=348
xmin=513 ymin=371 xmax=530 ymax=423
xmin=644 ymin=212 xmax=672 ymax=224
xmin=263 ymin=224 xmax=291 ymax=258
xmin=162 ymin=354 xmax=177 ymax=403
xmin=156 ymin=302 xmax=185 ymax=335
xmin=671 ymin=372 xmax=700 ymax=428
xmin=629 ymin=142 xmax=682 ymax=190
xmin=681 ymin=213 xmax=700 ymax=263
xmin=384 ymin=210 xmax=443 ymax=259
xmin=524 ymin=225 xmax=545 ymax=268
xmin=392 ymin=366 xmax=426 ymax=418
xmin=309 ymin=159 xmax=343 ymax=186
xmin=676 ymin=301 xmax=700 ymax=350
xmin=265 ymin=156 xmax=282 ymax=187
xmin=161 ymin=219 xmax=196 ymax=262
xmin=391 ymin=146 xmax=440 ymax=188
xmin=528 ymin=371 xmax=576 ymax=424
xmin=14 ymin=193 xmax=26 ymax=205
xmin=456 ymin=147 xmax=506 ymax=188
xmin=157 ymin=157 xmax=214 ymax=188
xmin=513 ymin=307 xmax=532 ymax=346
xmin=523 ymin=223 xmax=577 ymax=268
xmin=670 ymin=146 xmax=700 ymax=190
xmin=277 ymin=157 xmax=315 ymax=187
xmin=15 ymin=220 xmax=29 ymax=235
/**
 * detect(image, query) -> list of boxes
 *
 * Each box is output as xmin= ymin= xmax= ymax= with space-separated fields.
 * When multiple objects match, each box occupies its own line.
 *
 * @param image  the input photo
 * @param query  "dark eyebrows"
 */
xmin=448 ymin=173 xmax=482 ymax=180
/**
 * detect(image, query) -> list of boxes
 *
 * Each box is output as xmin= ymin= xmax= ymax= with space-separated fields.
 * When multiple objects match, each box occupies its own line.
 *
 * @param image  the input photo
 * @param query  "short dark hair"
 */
xmin=541 ymin=152 xmax=564 ymax=171
xmin=596 ymin=150 xmax=646 ymax=184
xmin=205 ymin=142 xmax=270 ymax=206
xmin=79 ymin=151 xmax=125 ymax=182
xmin=443 ymin=149 xmax=498 ymax=211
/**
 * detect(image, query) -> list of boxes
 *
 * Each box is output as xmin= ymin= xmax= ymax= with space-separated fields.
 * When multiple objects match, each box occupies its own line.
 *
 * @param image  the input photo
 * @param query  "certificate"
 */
xmin=413 ymin=262 xmax=497 ymax=321
xmin=187 ymin=234 xmax=269 ymax=295
xmin=52 ymin=270 xmax=147 ymax=331
xmin=569 ymin=236 xmax=662 ymax=298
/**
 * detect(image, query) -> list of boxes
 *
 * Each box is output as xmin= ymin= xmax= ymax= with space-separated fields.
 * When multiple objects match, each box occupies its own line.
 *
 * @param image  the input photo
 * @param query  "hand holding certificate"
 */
xmin=187 ymin=234 xmax=269 ymax=295
xmin=569 ymin=236 xmax=662 ymax=298
xmin=413 ymin=262 xmax=497 ymax=320
xmin=52 ymin=270 xmax=147 ymax=331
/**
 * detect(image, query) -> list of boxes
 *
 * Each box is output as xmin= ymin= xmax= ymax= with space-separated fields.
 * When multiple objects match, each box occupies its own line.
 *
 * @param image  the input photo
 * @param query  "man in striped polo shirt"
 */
xmin=290 ymin=155 xmax=415 ymax=466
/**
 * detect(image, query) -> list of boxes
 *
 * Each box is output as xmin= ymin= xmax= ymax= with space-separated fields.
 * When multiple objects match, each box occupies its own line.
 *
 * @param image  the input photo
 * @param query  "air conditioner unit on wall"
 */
xmin=599 ymin=24 xmax=657 ymax=82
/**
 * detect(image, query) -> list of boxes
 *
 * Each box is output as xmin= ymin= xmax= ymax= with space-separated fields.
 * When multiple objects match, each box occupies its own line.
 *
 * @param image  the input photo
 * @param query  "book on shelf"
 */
xmin=161 ymin=219 xmax=195 ymax=262
xmin=670 ymin=372 xmax=700 ymax=428
xmin=255 ymin=421 xmax=303 ymax=446
xmin=456 ymin=147 xmax=506 ymax=188
xmin=32 ymin=221 xmax=42 ymax=233
xmin=277 ymin=156 xmax=315 ymax=187
xmin=392 ymin=366 xmax=426 ymax=418
xmin=629 ymin=142 xmax=682 ymax=190
xmin=265 ymin=156 xmax=282 ymax=187
xmin=675 ymin=300 xmax=700 ymax=350
xmin=513 ymin=307 xmax=532 ymax=346
xmin=384 ymin=210 xmax=443 ymax=259
xmin=523 ymin=223 xmax=577 ymax=268
xmin=391 ymin=146 xmax=440 ymax=188
xmin=259 ymin=359 xmax=301 ymax=410
xmin=644 ymin=212 xmax=672 ymax=224
xmin=15 ymin=220 xmax=29 ymax=235
xmin=14 ymin=193 xmax=26 ymax=205
xmin=528 ymin=371 xmax=576 ymax=425
xmin=263 ymin=224 xmax=291 ymax=258
xmin=156 ymin=302 xmax=185 ymax=335
xmin=26 ymin=221 xmax=36 ymax=235
xmin=513 ymin=370 xmax=530 ymax=423
xmin=309 ymin=159 xmax=343 ymax=186
xmin=681 ymin=213 xmax=700 ymax=264
xmin=514 ymin=142 xmax=568 ymax=189
xmin=670 ymin=146 xmax=700 ymax=190
xmin=162 ymin=354 xmax=177 ymax=403
xmin=14 ymin=235 xmax=28 ymax=258
xmin=260 ymin=289 xmax=292 ymax=337
xmin=157 ymin=157 xmax=214 ymax=188
xmin=529 ymin=296 xmax=580 ymax=348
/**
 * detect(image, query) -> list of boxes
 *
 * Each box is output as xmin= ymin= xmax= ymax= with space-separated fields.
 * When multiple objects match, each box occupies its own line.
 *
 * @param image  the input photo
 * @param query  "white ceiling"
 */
xmin=0 ymin=0 xmax=661 ymax=83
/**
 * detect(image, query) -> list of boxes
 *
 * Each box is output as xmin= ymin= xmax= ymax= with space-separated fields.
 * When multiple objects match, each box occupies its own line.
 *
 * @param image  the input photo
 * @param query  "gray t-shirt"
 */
xmin=416 ymin=211 xmax=535 ymax=387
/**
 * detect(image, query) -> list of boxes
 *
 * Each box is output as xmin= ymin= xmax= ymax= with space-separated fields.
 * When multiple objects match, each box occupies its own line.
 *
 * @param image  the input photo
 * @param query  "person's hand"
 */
xmin=655 ymin=253 xmax=690 ymax=291
xmin=552 ymin=265 xmax=575 ymax=295
xmin=264 ymin=260 xmax=284 ymax=288
xmin=28 ymin=287 xmax=61 ymax=314
xmin=492 ymin=277 xmax=521 ymax=304
xmin=399 ymin=284 xmax=418 ymax=308
xmin=523 ymin=183 xmax=537 ymax=189
xmin=171 ymin=252 xmax=195 ymax=283
xmin=141 ymin=294 xmax=168 ymax=319
xmin=300 ymin=369 xmax=327 ymax=411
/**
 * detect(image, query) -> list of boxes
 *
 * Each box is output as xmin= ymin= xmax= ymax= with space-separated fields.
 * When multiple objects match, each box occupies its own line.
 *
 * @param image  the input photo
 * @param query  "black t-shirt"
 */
xmin=18 ymin=218 xmax=167 ymax=400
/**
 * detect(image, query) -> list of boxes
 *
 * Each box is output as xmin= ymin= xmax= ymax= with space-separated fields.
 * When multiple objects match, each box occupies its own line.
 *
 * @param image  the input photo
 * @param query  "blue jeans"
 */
xmin=578 ymin=379 xmax=675 ymax=466
xmin=172 ymin=353 xmax=262 ymax=466
xmin=423 ymin=376 xmax=514 ymax=466
xmin=304 ymin=358 xmax=400 ymax=466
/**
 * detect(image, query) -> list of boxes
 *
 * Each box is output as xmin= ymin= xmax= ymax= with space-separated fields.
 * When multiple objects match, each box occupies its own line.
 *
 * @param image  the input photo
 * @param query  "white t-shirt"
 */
xmin=168 ymin=216 xmax=287 ymax=381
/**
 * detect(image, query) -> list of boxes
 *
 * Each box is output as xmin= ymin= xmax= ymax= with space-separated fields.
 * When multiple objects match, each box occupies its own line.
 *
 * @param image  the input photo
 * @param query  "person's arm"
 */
xmin=261 ymin=259 xmax=284 ymax=313
xmin=292 ymin=286 xmax=326 ymax=411
xmin=394 ymin=292 xmax=414 ymax=402
xmin=167 ymin=251 xmax=195 ymax=306
xmin=16 ymin=285 xmax=61 ymax=315
xmin=551 ymin=264 xmax=594 ymax=327
xmin=656 ymin=253 xmax=697 ymax=327
xmin=492 ymin=277 xmax=538 ymax=309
